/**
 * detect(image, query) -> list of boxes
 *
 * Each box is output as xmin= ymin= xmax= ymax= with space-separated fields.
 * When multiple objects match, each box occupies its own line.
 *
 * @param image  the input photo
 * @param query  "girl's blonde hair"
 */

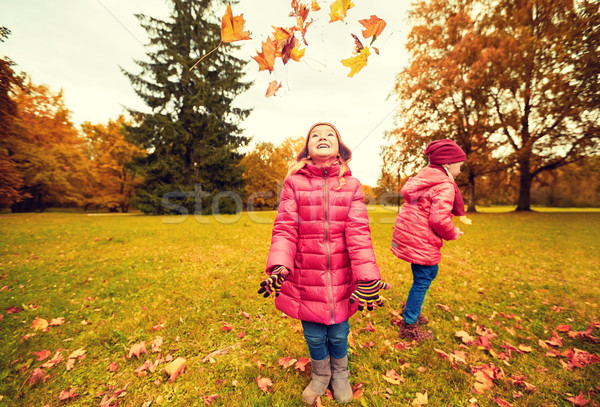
xmin=287 ymin=122 xmax=352 ymax=189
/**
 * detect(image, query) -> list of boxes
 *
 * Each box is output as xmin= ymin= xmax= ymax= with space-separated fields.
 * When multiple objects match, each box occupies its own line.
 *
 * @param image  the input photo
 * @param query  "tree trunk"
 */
xmin=516 ymin=159 xmax=532 ymax=211
xmin=466 ymin=171 xmax=477 ymax=212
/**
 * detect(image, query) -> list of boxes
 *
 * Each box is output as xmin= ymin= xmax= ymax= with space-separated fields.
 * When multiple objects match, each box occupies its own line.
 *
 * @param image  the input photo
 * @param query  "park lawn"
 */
xmin=0 ymin=209 xmax=598 ymax=406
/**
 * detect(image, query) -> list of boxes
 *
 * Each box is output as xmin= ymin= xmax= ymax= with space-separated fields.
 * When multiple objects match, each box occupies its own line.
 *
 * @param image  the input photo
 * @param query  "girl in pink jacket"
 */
xmin=391 ymin=139 xmax=467 ymax=341
xmin=258 ymin=122 xmax=389 ymax=404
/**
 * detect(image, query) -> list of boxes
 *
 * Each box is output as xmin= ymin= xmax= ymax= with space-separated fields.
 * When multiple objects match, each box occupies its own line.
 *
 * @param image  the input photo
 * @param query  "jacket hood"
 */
xmin=297 ymin=162 xmax=352 ymax=178
xmin=401 ymin=166 xmax=450 ymax=202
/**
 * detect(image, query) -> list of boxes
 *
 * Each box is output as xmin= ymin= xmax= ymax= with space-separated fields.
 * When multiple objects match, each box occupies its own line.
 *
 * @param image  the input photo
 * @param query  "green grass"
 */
xmin=0 ymin=209 xmax=598 ymax=406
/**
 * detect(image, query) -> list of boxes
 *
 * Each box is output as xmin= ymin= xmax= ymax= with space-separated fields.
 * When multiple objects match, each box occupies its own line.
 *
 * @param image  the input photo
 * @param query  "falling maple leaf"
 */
xmin=412 ymin=391 xmax=428 ymax=406
xmin=221 ymin=5 xmax=251 ymax=43
xmin=278 ymin=356 xmax=297 ymax=368
xmin=351 ymin=33 xmax=364 ymax=53
xmin=203 ymin=394 xmax=219 ymax=405
xmin=295 ymin=357 xmax=310 ymax=371
xmin=163 ymin=357 xmax=186 ymax=382
xmin=127 ymin=342 xmax=147 ymax=359
xmin=253 ymin=38 xmax=277 ymax=72
xmin=330 ymin=0 xmax=354 ymax=23
xmin=359 ymin=15 xmax=386 ymax=39
xmin=256 ymin=376 xmax=273 ymax=392
xmin=32 ymin=316 xmax=49 ymax=332
xmin=341 ymin=46 xmax=370 ymax=77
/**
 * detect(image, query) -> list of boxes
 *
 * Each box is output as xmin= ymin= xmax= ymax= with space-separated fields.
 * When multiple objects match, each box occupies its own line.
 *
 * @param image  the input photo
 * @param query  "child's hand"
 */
xmin=455 ymin=227 xmax=464 ymax=237
xmin=257 ymin=266 xmax=289 ymax=298
xmin=350 ymin=280 xmax=391 ymax=311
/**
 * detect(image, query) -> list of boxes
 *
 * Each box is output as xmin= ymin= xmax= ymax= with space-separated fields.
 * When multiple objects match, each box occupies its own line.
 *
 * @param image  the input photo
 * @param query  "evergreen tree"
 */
xmin=123 ymin=0 xmax=252 ymax=215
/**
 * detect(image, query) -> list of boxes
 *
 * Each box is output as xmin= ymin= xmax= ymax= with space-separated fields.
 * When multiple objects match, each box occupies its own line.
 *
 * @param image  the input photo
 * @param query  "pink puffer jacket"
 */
xmin=391 ymin=167 xmax=460 ymax=266
xmin=266 ymin=162 xmax=380 ymax=325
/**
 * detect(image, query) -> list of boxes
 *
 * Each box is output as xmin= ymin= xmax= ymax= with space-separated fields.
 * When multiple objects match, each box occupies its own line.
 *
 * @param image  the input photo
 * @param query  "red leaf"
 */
xmin=295 ymin=357 xmax=310 ymax=371
xmin=256 ymin=376 xmax=273 ymax=392
xmin=28 ymin=368 xmax=46 ymax=386
xmin=494 ymin=397 xmax=513 ymax=407
xmin=108 ymin=362 xmax=119 ymax=372
xmin=59 ymin=387 xmax=79 ymax=401
xmin=566 ymin=392 xmax=590 ymax=406
xmin=33 ymin=349 xmax=51 ymax=361
xmin=557 ymin=324 xmax=571 ymax=332
xmin=222 ymin=322 xmax=234 ymax=331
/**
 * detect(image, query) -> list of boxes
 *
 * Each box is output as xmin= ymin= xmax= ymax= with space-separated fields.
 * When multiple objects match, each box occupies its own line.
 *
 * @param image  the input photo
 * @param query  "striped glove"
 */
xmin=258 ymin=266 xmax=289 ymax=298
xmin=350 ymin=280 xmax=391 ymax=311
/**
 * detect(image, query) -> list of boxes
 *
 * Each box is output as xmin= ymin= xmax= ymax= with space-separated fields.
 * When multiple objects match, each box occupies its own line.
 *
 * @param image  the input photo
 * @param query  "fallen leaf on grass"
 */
xmin=33 ymin=349 xmax=51 ymax=361
xmin=494 ymin=397 xmax=513 ymax=407
xmin=28 ymin=368 xmax=46 ymax=386
xmin=383 ymin=369 xmax=405 ymax=385
xmin=256 ymin=376 xmax=273 ymax=392
xmin=352 ymin=382 xmax=364 ymax=399
xmin=203 ymin=394 xmax=219 ymax=405
xmin=151 ymin=336 xmax=163 ymax=353
xmin=41 ymin=351 xmax=63 ymax=369
xmin=545 ymin=331 xmax=564 ymax=347
xmin=295 ymin=357 xmax=310 ymax=371
xmin=49 ymin=317 xmax=65 ymax=326
xmin=435 ymin=303 xmax=451 ymax=312
xmin=59 ymin=387 xmax=79 ymax=401
xmin=108 ymin=362 xmax=119 ymax=372
xmin=412 ymin=391 xmax=428 ymax=406
xmin=566 ymin=392 xmax=590 ymax=406
xmin=221 ymin=322 xmax=234 ymax=331
xmin=557 ymin=324 xmax=571 ymax=332
xmin=455 ymin=330 xmax=476 ymax=344
xmin=32 ymin=316 xmax=49 ymax=332
xmin=278 ymin=356 xmax=297 ymax=368
xmin=128 ymin=342 xmax=147 ymax=359
xmin=163 ymin=357 xmax=186 ymax=382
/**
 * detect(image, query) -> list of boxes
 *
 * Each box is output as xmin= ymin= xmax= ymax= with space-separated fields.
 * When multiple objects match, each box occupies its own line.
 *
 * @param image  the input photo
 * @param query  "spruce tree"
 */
xmin=123 ymin=0 xmax=251 ymax=214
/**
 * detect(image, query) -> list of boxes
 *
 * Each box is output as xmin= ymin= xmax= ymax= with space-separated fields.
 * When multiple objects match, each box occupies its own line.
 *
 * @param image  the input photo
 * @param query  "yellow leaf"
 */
xmin=329 ymin=0 xmax=354 ymax=23
xmin=341 ymin=46 xmax=370 ymax=77
xmin=221 ymin=5 xmax=251 ymax=43
xmin=32 ymin=316 xmax=49 ymax=332
xmin=163 ymin=357 xmax=186 ymax=382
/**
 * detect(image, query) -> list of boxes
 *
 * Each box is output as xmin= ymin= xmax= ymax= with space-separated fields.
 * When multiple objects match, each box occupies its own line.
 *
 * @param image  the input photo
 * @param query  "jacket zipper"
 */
xmin=324 ymin=168 xmax=334 ymax=325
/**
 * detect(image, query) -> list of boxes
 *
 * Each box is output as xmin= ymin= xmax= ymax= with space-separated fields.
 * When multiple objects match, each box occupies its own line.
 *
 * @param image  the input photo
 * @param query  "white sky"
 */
xmin=1 ymin=0 xmax=412 ymax=186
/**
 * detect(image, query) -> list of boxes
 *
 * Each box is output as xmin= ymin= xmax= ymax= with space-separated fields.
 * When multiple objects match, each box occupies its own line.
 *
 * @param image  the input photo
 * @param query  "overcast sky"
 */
xmin=2 ymin=0 xmax=412 ymax=186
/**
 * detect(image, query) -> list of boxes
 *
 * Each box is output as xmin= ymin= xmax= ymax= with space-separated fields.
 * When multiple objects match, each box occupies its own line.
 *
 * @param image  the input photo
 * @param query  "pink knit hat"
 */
xmin=425 ymin=139 xmax=466 ymax=165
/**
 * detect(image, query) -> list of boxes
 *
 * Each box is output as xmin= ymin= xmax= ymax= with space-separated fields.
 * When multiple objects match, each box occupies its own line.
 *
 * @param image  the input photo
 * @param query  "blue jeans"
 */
xmin=403 ymin=263 xmax=439 ymax=324
xmin=301 ymin=319 xmax=350 ymax=361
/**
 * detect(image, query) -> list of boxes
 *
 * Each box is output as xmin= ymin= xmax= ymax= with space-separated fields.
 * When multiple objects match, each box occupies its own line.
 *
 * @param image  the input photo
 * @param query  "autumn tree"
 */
xmin=0 ymin=27 xmax=25 ymax=208
xmin=8 ymin=80 xmax=92 ymax=212
xmin=240 ymin=142 xmax=287 ymax=209
xmin=384 ymin=0 xmax=600 ymax=211
xmin=123 ymin=0 xmax=252 ymax=215
xmin=81 ymin=116 xmax=146 ymax=212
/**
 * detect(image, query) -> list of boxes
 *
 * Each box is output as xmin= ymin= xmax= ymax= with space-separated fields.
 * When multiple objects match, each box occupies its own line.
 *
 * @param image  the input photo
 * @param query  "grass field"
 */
xmin=0 ymin=208 xmax=599 ymax=406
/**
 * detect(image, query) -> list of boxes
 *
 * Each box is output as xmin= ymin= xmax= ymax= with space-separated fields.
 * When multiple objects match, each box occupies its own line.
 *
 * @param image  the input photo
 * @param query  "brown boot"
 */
xmin=302 ymin=357 xmax=331 ymax=404
xmin=401 ymin=305 xmax=429 ymax=325
xmin=330 ymin=355 xmax=353 ymax=403
xmin=399 ymin=320 xmax=433 ymax=341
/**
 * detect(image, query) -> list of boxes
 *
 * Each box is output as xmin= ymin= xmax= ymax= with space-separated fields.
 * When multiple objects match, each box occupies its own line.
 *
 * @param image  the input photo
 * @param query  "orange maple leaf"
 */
xmin=256 ymin=376 xmax=273 ymax=392
xmin=49 ymin=317 xmax=65 ymax=326
xmin=330 ymin=0 xmax=354 ymax=23
xmin=163 ymin=357 xmax=186 ymax=382
xmin=341 ymin=46 xmax=370 ymax=77
xmin=33 ymin=349 xmax=51 ymax=361
xmin=382 ymin=369 xmax=405 ymax=385
xmin=311 ymin=0 xmax=321 ymax=11
xmin=221 ymin=5 xmax=251 ymax=43
xmin=359 ymin=15 xmax=386 ymax=39
xmin=253 ymin=38 xmax=277 ymax=72
xmin=221 ymin=321 xmax=234 ymax=331
xmin=412 ymin=391 xmax=428 ymax=406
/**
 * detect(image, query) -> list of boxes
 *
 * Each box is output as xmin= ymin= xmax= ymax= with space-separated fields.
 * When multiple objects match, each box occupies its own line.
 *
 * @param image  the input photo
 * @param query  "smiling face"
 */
xmin=306 ymin=124 xmax=340 ymax=166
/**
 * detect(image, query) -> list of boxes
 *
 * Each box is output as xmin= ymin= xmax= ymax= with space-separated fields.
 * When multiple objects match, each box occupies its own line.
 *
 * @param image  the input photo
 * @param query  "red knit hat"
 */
xmin=425 ymin=139 xmax=466 ymax=165
xmin=296 ymin=122 xmax=352 ymax=162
